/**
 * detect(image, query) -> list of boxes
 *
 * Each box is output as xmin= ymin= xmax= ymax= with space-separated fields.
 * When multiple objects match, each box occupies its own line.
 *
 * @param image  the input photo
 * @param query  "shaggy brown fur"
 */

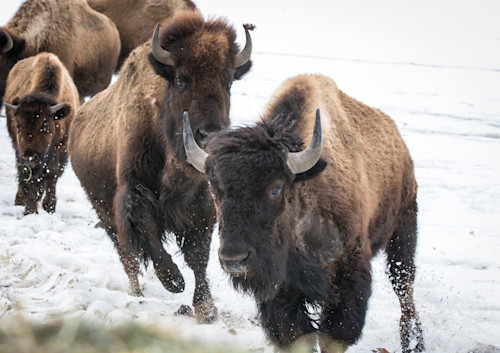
xmin=69 ymin=11 xmax=252 ymax=324
xmin=0 ymin=0 xmax=120 ymax=107
xmin=4 ymin=52 xmax=79 ymax=215
xmin=87 ymin=0 xmax=196 ymax=69
xmin=197 ymin=74 xmax=424 ymax=352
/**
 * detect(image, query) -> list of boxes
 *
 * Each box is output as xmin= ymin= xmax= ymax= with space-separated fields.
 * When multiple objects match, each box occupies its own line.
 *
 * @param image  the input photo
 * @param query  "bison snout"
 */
xmin=20 ymin=154 xmax=40 ymax=168
xmin=219 ymin=248 xmax=254 ymax=275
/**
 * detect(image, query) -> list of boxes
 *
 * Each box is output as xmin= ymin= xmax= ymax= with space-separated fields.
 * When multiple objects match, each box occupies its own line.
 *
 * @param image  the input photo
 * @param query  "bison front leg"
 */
xmin=258 ymin=287 xmax=316 ymax=350
xmin=16 ymin=164 xmax=43 ymax=215
xmin=42 ymin=169 xmax=59 ymax=213
xmin=319 ymin=250 xmax=372 ymax=350
xmin=176 ymin=224 xmax=217 ymax=324
xmin=115 ymin=184 xmax=184 ymax=296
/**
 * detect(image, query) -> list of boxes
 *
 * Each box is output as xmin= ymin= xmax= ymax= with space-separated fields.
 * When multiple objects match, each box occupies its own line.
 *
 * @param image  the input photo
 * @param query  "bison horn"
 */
xmin=183 ymin=111 xmax=208 ymax=173
xmin=49 ymin=103 xmax=66 ymax=114
xmin=234 ymin=24 xmax=253 ymax=68
xmin=4 ymin=102 xmax=18 ymax=113
xmin=1 ymin=29 xmax=14 ymax=53
xmin=286 ymin=108 xmax=323 ymax=175
xmin=151 ymin=23 xmax=174 ymax=66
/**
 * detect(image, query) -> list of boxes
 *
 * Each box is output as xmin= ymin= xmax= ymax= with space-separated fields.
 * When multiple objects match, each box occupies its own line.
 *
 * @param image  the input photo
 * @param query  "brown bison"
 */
xmin=4 ymin=52 xmax=80 ymax=215
xmin=87 ymin=0 xmax=197 ymax=70
xmin=69 ymin=11 xmax=253 ymax=323
xmin=183 ymin=74 xmax=425 ymax=352
xmin=0 ymin=0 xmax=120 ymax=107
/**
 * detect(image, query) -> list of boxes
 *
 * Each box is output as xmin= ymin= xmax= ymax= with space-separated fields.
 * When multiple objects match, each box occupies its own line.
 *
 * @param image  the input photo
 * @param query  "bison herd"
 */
xmin=1 ymin=1 xmax=425 ymax=352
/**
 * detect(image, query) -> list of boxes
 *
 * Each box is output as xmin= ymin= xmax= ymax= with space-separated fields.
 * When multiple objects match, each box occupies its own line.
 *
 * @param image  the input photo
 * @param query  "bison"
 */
xmin=183 ymin=74 xmax=425 ymax=352
xmin=68 ymin=11 xmax=253 ymax=323
xmin=4 ymin=52 xmax=80 ymax=215
xmin=87 ymin=0 xmax=197 ymax=70
xmin=0 ymin=0 xmax=120 ymax=107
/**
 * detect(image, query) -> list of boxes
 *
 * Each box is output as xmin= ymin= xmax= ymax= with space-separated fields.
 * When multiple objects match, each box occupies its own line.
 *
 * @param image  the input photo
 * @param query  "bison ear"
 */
xmin=0 ymin=28 xmax=25 ymax=56
xmin=234 ymin=60 xmax=252 ymax=81
xmin=148 ymin=51 xmax=174 ymax=81
xmin=51 ymin=103 xmax=71 ymax=120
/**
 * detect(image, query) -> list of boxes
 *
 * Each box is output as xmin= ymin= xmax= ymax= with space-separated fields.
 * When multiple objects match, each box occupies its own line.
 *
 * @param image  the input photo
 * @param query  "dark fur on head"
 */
xmin=148 ymin=11 xmax=252 ymax=163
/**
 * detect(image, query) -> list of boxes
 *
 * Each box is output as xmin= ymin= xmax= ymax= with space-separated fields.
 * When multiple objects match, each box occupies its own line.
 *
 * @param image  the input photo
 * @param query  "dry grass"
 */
xmin=0 ymin=318 xmax=251 ymax=353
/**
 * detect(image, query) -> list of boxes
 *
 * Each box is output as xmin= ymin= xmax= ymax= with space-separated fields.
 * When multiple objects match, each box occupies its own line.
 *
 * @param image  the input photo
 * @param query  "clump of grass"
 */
xmin=0 ymin=318 xmax=250 ymax=353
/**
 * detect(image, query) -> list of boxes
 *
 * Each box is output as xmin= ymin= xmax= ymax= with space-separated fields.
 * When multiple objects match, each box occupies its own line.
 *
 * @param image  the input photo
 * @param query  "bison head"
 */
xmin=5 ymin=93 xmax=71 ymax=180
xmin=0 ymin=28 xmax=25 ymax=109
xmin=148 ymin=11 xmax=252 ymax=162
xmin=183 ymin=110 xmax=324 ymax=302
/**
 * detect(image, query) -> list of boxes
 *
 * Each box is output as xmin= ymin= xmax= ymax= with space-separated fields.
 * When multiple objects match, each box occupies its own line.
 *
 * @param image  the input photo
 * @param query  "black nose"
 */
xmin=219 ymin=251 xmax=250 ymax=274
xmin=20 ymin=154 xmax=39 ymax=167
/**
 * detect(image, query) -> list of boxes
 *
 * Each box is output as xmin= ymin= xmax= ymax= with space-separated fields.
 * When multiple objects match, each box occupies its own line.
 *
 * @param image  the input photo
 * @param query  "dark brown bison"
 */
xmin=184 ymin=74 xmax=425 ymax=352
xmin=0 ymin=0 xmax=120 ymax=108
xmin=69 ymin=11 xmax=252 ymax=323
xmin=87 ymin=0 xmax=197 ymax=70
xmin=4 ymin=52 xmax=80 ymax=215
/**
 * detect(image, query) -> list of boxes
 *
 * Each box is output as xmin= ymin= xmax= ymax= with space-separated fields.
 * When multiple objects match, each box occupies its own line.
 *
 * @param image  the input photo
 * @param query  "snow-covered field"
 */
xmin=1 ymin=0 xmax=499 ymax=352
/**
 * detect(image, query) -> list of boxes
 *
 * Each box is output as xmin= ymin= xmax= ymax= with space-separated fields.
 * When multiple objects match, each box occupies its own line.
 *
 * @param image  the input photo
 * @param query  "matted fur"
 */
xmin=4 ymin=52 xmax=79 ymax=215
xmin=202 ymin=74 xmax=424 ymax=352
xmin=69 ymin=11 xmax=252 ymax=324
xmin=87 ymin=0 xmax=196 ymax=69
xmin=0 ymin=0 xmax=120 ymax=106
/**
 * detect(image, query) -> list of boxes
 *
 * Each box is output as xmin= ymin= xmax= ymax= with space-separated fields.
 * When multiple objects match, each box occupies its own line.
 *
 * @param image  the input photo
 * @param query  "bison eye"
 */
xmin=176 ymin=75 xmax=186 ymax=88
xmin=269 ymin=184 xmax=284 ymax=199
xmin=16 ymin=123 xmax=21 ymax=132
xmin=227 ymin=81 xmax=233 ymax=90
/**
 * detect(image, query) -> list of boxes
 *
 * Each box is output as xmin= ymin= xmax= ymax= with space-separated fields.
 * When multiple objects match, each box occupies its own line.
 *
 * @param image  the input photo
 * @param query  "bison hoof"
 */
xmin=157 ymin=266 xmax=185 ymax=293
xmin=43 ymin=199 xmax=56 ymax=213
xmin=175 ymin=304 xmax=194 ymax=317
xmin=195 ymin=300 xmax=218 ymax=324
xmin=23 ymin=207 xmax=38 ymax=216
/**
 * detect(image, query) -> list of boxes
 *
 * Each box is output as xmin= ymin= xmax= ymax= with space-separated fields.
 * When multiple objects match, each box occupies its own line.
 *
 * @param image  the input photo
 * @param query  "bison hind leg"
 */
xmin=386 ymin=200 xmax=424 ymax=353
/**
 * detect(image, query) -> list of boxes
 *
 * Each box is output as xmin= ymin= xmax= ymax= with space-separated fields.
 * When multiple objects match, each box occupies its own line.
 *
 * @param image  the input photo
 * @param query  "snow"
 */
xmin=1 ymin=0 xmax=500 ymax=352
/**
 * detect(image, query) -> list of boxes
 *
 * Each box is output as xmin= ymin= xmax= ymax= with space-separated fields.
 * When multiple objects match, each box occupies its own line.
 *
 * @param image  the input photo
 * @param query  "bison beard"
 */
xmin=184 ymin=74 xmax=425 ymax=352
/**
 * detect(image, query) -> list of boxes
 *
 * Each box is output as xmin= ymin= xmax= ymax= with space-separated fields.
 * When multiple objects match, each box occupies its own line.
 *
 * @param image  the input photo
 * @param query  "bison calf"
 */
xmin=4 ymin=52 xmax=79 ymax=215
xmin=184 ymin=74 xmax=425 ymax=352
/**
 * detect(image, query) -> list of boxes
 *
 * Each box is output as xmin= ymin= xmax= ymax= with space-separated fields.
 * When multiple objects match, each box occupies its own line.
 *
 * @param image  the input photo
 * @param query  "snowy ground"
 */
xmin=1 ymin=0 xmax=500 ymax=352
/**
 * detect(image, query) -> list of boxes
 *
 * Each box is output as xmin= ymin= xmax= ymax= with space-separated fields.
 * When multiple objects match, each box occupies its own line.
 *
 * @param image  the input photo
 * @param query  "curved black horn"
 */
xmin=49 ymin=103 xmax=66 ymax=114
xmin=286 ymin=108 xmax=323 ymax=174
xmin=1 ymin=29 xmax=14 ymax=53
xmin=183 ymin=111 xmax=208 ymax=173
xmin=4 ymin=102 xmax=18 ymax=113
xmin=234 ymin=24 xmax=253 ymax=68
xmin=151 ymin=23 xmax=173 ymax=66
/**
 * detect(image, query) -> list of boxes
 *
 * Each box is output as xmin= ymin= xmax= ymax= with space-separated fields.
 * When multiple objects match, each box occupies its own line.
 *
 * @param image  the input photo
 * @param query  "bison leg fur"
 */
xmin=115 ymin=184 xmax=184 ymax=296
xmin=259 ymin=287 xmax=316 ymax=348
xmin=386 ymin=200 xmax=424 ymax=353
xmin=319 ymin=251 xmax=372 ymax=346
xmin=175 ymin=227 xmax=217 ymax=324
xmin=17 ymin=169 xmax=43 ymax=215
xmin=42 ymin=171 xmax=59 ymax=213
